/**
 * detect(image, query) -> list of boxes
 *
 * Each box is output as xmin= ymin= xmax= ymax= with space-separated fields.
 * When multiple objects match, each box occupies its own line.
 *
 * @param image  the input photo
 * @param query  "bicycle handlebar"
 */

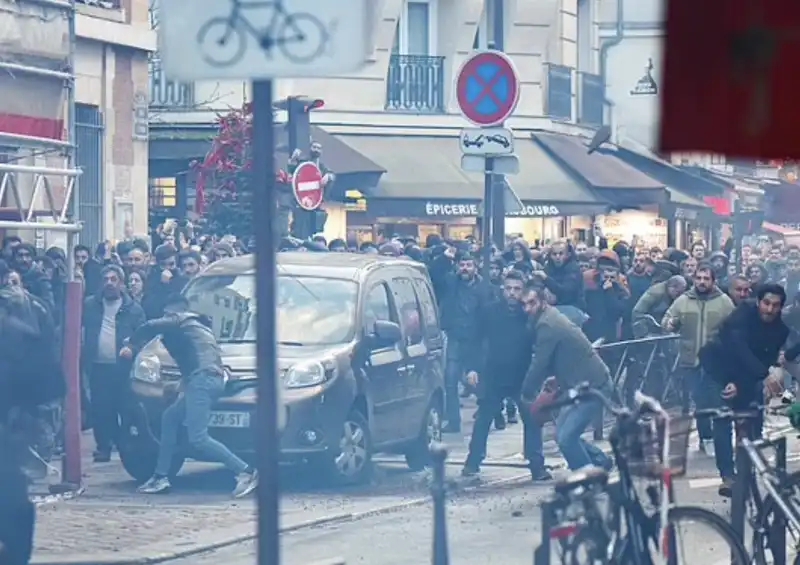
xmin=694 ymin=404 xmax=788 ymax=420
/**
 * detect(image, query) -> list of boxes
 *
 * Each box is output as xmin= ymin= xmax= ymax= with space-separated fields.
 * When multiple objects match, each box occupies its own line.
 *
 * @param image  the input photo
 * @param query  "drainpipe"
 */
xmin=598 ymin=0 xmax=624 ymax=138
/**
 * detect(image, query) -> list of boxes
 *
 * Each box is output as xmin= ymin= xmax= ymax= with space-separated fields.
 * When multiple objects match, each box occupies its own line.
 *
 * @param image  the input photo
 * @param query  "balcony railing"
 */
xmin=577 ymin=72 xmax=604 ymax=126
xmin=149 ymin=55 xmax=195 ymax=110
xmin=544 ymin=64 xmax=573 ymax=121
xmin=386 ymin=54 xmax=445 ymax=113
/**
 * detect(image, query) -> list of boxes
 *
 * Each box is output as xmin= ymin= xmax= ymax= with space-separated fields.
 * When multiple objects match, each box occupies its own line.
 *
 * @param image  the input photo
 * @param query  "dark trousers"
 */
xmin=704 ymin=374 xmax=764 ymax=479
xmin=0 ymin=434 xmax=34 ymax=565
xmin=466 ymin=386 xmax=544 ymax=470
xmin=444 ymin=337 xmax=466 ymax=427
xmin=89 ymin=362 xmax=126 ymax=453
xmin=682 ymin=366 xmax=714 ymax=440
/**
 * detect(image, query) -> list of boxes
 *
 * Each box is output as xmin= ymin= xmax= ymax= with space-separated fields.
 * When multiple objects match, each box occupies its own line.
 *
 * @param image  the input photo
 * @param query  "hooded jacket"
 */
xmin=542 ymin=246 xmax=584 ymax=309
xmin=129 ymin=311 xmax=224 ymax=380
xmin=662 ymin=285 xmax=735 ymax=367
xmin=582 ymin=250 xmax=630 ymax=342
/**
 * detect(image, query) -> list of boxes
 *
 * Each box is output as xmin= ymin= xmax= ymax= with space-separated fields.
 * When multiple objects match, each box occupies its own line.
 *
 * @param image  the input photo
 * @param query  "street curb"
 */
xmin=30 ymin=471 xmax=532 ymax=565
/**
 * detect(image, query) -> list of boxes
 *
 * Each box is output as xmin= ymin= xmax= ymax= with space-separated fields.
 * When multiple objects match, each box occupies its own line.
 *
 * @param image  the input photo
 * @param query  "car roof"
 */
xmin=198 ymin=251 xmax=429 ymax=282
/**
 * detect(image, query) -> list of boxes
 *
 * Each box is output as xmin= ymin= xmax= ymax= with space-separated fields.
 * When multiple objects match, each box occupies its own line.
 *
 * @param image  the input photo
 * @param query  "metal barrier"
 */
xmin=731 ymin=435 xmax=787 ymax=565
xmin=591 ymin=333 xmax=681 ymax=439
xmin=431 ymin=442 xmax=450 ymax=565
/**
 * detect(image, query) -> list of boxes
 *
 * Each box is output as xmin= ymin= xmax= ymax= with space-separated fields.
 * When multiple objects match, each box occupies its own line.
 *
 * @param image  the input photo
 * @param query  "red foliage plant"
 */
xmin=190 ymin=102 xmax=290 ymax=238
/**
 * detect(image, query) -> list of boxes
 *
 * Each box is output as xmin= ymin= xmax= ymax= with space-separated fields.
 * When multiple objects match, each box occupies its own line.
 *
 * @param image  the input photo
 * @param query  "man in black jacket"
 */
xmin=82 ymin=265 xmax=146 ymax=462
xmin=11 ymin=243 xmax=54 ymax=312
xmin=699 ymin=283 xmax=789 ymax=495
xmin=428 ymin=249 xmax=494 ymax=433
xmin=461 ymin=271 xmax=550 ymax=480
xmin=142 ymin=244 xmax=190 ymax=320
xmin=122 ymin=294 xmax=257 ymax=497
xmin=0 ymin=287 xmax=65 ymax=565
xmin=532 ymin=241 xmax=584 ymax=309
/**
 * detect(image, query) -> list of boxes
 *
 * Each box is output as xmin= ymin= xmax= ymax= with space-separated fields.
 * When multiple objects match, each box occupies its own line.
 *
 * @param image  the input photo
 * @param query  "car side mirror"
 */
xmin=372 ymin=320 xmax=402 ymax=348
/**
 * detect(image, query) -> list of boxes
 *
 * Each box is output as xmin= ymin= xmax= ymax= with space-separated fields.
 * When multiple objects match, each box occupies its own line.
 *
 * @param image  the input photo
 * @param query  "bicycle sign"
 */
xmin=159 ymin=0 xmax=371 ymax=79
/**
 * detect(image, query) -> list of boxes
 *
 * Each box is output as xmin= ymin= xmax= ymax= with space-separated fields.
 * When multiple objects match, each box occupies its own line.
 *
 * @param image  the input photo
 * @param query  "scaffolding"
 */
xmin=0 ymin=0 xmax=79 ymax=259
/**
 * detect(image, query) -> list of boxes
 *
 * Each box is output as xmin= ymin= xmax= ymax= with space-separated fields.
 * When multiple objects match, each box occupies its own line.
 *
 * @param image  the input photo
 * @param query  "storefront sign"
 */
xmin=424 ymin=201 xmax=561 ymax=217
xmin=673 ymin=207 xmax=698 ymax=221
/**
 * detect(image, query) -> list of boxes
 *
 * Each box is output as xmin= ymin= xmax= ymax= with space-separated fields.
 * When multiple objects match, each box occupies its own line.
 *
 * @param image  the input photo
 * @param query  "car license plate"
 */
xmin=209 ymin=411 xmax=250 ymax=428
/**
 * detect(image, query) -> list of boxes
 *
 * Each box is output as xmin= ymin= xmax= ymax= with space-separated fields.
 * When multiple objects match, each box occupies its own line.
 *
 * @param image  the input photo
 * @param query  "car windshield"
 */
xmin=183 ymin=274 xmax=358 ymax=346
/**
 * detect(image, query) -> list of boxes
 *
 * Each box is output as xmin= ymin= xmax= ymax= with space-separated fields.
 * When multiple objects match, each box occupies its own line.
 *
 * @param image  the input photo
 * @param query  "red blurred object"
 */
xmin=529 ymin=377 xmax=559 ymax=426
xmin=303 ymin=99 xmax=325 ymax=112
xmin=659 ymin=0 xmax=800 ymax=159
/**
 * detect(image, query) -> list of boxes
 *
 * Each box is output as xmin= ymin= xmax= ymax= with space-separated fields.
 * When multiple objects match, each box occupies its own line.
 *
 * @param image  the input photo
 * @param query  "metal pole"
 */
xmin=58 ymin=279 xmax=83 ymax=489
xmin=252 ymin=80 xmax=280 ymax=565
xmin=730 ymin=441 xmax=749 ymax=548
xmin=430 ymin=443 xmax=450 ymax=565
xmin=772 ymin=436 xmax=787 ymax=565
xmin=482 ymin=157 xmax=494 ymax=278
xmin=488 ymin=20 xmax=506 ymax=250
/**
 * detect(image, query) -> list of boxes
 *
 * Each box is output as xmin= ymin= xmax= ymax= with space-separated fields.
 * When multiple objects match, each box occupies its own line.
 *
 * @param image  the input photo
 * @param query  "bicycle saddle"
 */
xmin=554 ymin=465 xmax=609 ymax=494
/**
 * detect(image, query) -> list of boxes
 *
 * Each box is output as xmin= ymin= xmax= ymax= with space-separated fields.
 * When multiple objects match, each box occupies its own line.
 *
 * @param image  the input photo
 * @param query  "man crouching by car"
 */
xmin=520 ymin=283 xmax=613 ymax=472
xmin=120 ymin=293 xmax=258 ymax=497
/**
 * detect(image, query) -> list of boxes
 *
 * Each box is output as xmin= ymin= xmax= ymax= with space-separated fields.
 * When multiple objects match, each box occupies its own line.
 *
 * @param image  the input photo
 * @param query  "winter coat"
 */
xmin=663 ymin=286 xmax=735 ymax=368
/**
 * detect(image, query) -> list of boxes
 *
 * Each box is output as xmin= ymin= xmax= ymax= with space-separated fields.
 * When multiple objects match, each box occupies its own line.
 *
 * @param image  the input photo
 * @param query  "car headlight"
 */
xmin=132 ymin=340 xmax=164 ymax=383
xmin=284 ymin=360 xmax=336 ymax=389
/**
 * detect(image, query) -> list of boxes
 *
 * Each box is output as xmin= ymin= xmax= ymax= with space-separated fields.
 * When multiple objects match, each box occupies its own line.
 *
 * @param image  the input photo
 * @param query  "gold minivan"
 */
xmin=119 ymin=252 xmax=445 ymax=485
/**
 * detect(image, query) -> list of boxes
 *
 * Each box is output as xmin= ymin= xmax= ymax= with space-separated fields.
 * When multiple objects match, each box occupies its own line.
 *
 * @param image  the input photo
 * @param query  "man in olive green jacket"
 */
xmin=662 ymin=264 xmax=734 ymax=452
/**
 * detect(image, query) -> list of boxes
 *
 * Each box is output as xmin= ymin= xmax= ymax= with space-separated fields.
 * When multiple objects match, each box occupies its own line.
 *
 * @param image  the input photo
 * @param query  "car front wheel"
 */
xmin=118 ymin=426 xmax=185 ymax=483
xmin=320 ymin=410 xmax=373 ymax=485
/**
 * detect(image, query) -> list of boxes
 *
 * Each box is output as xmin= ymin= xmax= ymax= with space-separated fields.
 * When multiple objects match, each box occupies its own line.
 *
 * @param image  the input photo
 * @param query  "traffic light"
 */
xmin=274 ymin=96 xmax=325 ymax=156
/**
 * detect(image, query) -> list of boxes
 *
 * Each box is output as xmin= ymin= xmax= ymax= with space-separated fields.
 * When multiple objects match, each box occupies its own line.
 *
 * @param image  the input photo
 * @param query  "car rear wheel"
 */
xmin=405 ymin=398 xmax=443 ymax=471
xmin=321 ymin=410 xmax=373 ymax=485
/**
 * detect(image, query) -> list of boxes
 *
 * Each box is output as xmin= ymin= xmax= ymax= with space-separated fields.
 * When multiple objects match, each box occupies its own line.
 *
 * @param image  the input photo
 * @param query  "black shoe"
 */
xmin=494 ymin=415 xmax=506 ymax=430
xmin=506 ymin=413 xmax=518 ymax=424
xmin=443 ymin=423 xmax=461 ymax=434
xmin=461 ymin=464 xmax=480 ymax=477
xmin=93 ymin=450 xmax=111 ymax=463
xmin=718 ymin=477 xmax=735 ymax=498
xmin=531 ymin=468 xmax=553 ymax=481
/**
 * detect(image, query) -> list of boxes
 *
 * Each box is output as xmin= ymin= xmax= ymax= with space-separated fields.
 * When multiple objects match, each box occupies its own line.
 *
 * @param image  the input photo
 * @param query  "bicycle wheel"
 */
xmin=278 ymin=13 xmax=327 ymax=63
xmin=197 ymin=17 xmax=246 ymax=68
xmin=663 ymin=505 xmax=749 ymax=565
xmin=752 ymin=470 xmax=800 ymax=565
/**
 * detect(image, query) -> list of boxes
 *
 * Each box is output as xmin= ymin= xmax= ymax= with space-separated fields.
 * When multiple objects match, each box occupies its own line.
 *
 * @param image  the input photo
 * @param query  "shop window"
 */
xmin=149 ymin=177 xmax=178 ymax=208
xmin=445 ymin=224 xmax=476 ymax=241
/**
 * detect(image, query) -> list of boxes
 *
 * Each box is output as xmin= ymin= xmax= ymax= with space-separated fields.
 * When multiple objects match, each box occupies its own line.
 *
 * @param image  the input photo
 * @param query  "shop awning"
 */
xmin=763 ymin=222 xmax=800 ymax=237
xmin=531 ymin=131 xmax=668 ymax=207
xmin=336 ymin=134 xmax=609 ymax=219
xmin=666 ymin=187 xmax=709 ymax=208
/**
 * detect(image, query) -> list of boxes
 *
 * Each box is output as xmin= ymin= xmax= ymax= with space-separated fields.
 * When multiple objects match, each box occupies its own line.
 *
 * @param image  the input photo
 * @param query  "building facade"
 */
xmin=0 ymin=0 xmax=154 ymax=250
xmin=149 ymin=0 xmax=620 ymax=244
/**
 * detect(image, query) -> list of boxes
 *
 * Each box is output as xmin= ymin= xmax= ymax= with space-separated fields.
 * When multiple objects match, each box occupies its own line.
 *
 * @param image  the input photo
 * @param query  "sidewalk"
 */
xmin=30 ymin=406 xmax=541 ymax=565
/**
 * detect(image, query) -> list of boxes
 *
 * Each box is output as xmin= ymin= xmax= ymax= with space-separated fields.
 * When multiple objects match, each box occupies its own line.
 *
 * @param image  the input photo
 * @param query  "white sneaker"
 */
xmin=137 ymin=476 xmax=171 ymax=494
xmin=700 ymin=439 xmax=715 ymax=457
xmin=782 ymin=391 xmax=796 ymax=405
xmin=232 ymin=470 xmax=258 ymax=498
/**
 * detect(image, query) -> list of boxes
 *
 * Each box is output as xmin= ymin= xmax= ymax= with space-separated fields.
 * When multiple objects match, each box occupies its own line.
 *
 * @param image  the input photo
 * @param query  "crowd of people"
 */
xmin=2 ymin=222 xmax=800 ymax=562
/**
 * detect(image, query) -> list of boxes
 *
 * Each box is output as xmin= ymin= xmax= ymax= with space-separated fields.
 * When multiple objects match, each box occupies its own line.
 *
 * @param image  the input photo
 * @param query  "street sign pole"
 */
xmin=455 ymin=49 xmax=520 ymax=268
xmin=482 ymin=157 xmax=495 ymax=279
xmin=251 ymin=79 xmax=280 ymax=565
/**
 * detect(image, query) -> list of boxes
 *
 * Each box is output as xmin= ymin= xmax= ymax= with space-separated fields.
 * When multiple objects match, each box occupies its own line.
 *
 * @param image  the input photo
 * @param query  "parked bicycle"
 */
xmin=533 ymin=383 xmax=749 ymax=565
xmin=197 ymin=0 xmax=331 ymax=68
xmin=696 ymin=405 xmax=799 ymax=565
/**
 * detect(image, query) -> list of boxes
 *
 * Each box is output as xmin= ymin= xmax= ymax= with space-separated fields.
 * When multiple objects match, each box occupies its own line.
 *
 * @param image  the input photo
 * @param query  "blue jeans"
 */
xmin=155 ymin=370 xmax=249 ymax=477
xmin=683 ymin=366 xmax=714 ymax=440
xmin=555 ymin=394 xmax=611 ymax=470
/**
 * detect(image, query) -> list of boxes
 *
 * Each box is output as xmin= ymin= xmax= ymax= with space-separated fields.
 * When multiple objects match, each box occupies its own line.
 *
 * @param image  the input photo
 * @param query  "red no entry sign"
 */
xmin=292 ymin=161 xmax=324 ymax=211
xmin=455 ymin=51 xmax=520 ymax=127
